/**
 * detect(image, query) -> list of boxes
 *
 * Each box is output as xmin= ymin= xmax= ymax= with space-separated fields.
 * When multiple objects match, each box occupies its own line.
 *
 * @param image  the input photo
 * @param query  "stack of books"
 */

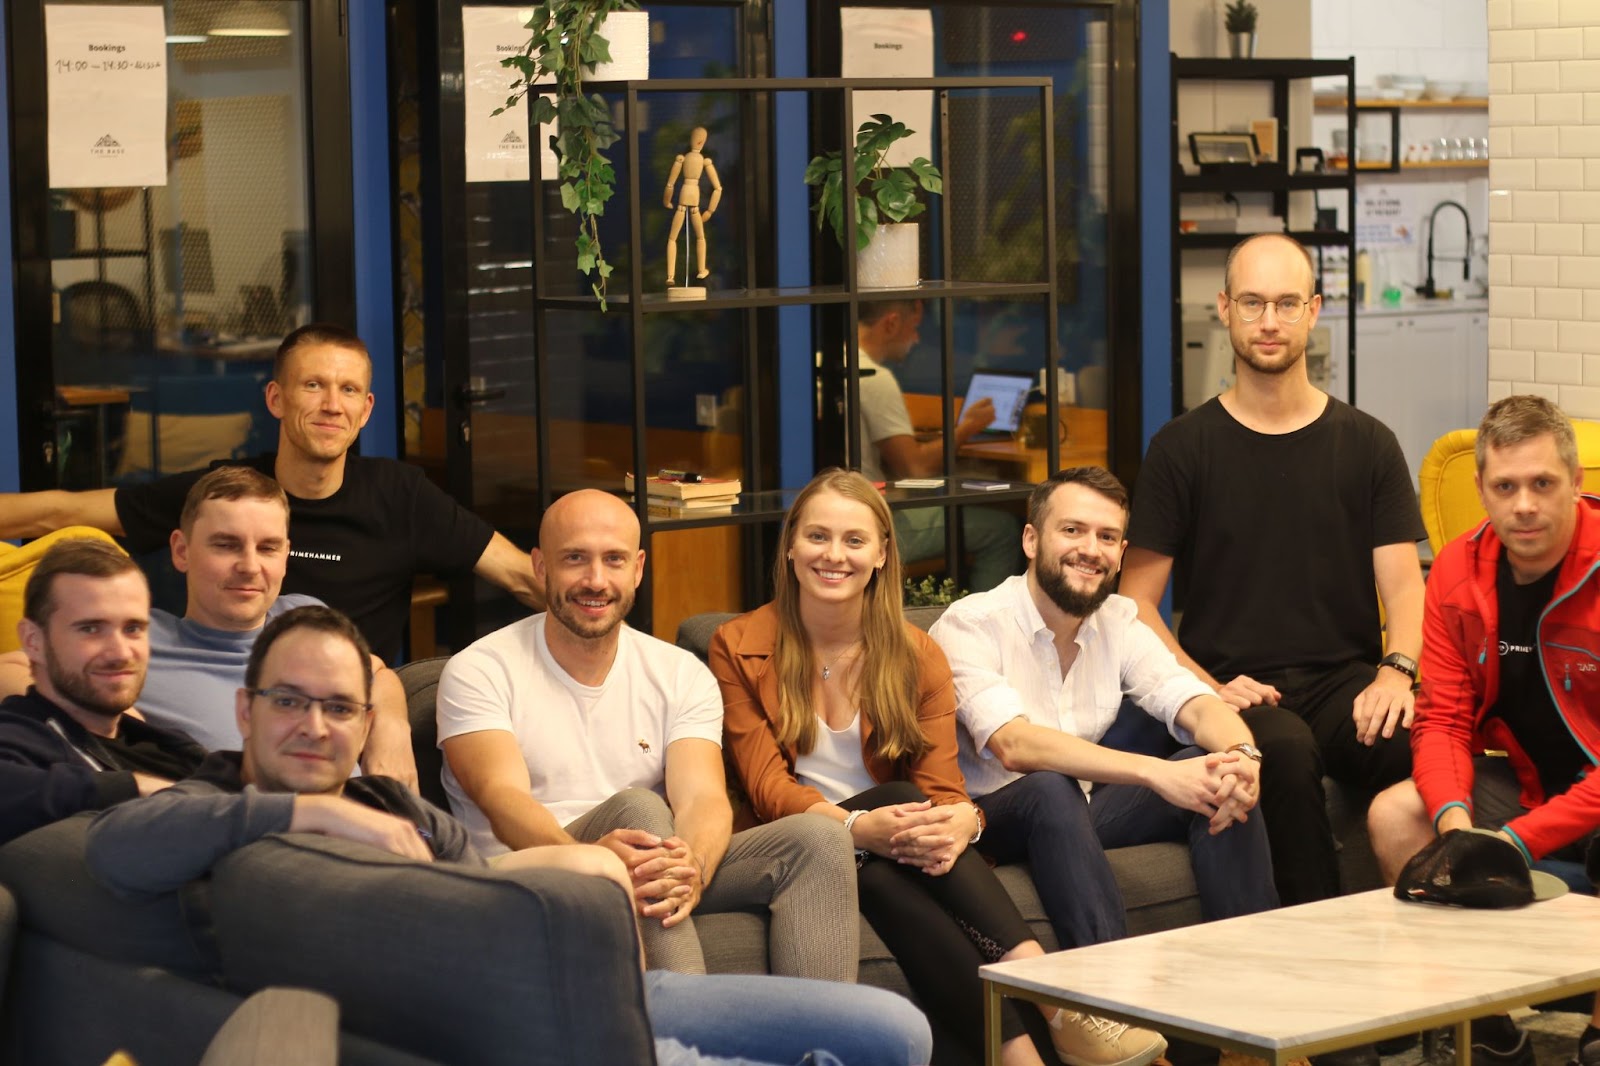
xmin=624 ymin=473 xmax=742 ymax=517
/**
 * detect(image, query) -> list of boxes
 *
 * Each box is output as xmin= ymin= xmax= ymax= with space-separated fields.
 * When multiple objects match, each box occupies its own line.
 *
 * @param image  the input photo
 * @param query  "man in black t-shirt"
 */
xmin=0 ymin=324 xmax=543 ymax=661
xmin=1368 ymin=395 xmax=1600 ymax=1066
xmin=1121 ymin=235 xmax=1427 ymax=922
xmin=0 ymin=538 xmax=203 ymax=845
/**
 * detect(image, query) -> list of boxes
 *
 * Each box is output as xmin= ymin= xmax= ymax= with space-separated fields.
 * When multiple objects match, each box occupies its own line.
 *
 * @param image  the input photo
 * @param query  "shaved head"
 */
xmin=535 ymin=490 xmax=644 ymax=644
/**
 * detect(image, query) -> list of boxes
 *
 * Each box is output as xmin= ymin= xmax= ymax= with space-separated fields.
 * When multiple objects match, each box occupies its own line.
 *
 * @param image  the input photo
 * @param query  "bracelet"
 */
xmin=842 ymin=809 xmax=865 ymax=837
xmin=968 ymin=803 xmax=985 ymax=845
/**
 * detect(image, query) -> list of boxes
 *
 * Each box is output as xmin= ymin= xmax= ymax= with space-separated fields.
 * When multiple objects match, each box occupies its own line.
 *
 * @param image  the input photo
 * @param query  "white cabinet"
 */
xmin=1354 ymin=310 xmax=1485 ymax=485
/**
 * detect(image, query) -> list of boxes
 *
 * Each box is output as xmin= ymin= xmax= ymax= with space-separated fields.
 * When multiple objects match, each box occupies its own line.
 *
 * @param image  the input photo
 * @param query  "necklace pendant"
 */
xmin=822 ymin=665 xmax=831 ymax=680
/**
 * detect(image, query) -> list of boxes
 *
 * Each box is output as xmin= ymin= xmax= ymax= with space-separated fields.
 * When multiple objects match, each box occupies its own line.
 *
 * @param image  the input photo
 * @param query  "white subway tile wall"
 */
xmin=1491 ymin=1 xmax=1600 ymax=416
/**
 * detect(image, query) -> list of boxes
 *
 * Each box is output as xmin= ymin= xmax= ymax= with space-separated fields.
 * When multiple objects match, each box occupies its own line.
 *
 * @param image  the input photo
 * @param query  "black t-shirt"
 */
xmin=1489 ymin=554 xmax=1588 ymax=800
xmin=114 ymin=455 xmax=495 ymax=661
xmin=1127 ymin=396 xmax=1425 ymax=681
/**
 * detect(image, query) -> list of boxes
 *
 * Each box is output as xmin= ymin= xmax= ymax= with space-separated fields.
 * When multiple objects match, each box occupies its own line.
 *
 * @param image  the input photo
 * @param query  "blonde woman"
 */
xmin=710 ymin=470 xmax=1166 ymax=1066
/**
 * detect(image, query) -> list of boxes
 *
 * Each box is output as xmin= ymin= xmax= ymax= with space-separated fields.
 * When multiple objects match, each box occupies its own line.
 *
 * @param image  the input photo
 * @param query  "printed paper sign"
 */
xmin=840 ymin=8 xmax=934 ymax=167
xmin=465 ymin=7 xmax=648 ymax=182
xmin=47 ymin=5 xmax=169 ymax=188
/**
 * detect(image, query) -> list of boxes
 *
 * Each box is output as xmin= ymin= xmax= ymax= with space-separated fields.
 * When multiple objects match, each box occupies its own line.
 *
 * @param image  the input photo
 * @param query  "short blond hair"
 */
xmin=1476 ymin=395 xmax=1579 ymax=475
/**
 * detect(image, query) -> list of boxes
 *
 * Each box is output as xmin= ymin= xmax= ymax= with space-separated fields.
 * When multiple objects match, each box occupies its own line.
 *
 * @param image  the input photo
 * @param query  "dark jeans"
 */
xmin=975 ymin=753 xmax=1279 ymax=951
xmin=841 ymin=781 xmax=1044 ymax=1061
xmin=1242 ymin=661 xmax=1413 ymax=905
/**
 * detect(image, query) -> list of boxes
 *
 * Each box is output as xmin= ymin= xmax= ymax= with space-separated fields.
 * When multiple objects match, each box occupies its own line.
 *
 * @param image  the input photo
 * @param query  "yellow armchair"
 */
xmin=1418 ymin=421 xmax=1600 ymax=556
xmin=0 ymin=527 xmax=125 ymax=653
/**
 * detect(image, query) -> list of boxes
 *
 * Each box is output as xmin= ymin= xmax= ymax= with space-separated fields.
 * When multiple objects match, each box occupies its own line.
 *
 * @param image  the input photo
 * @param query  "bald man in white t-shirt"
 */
xmin=437 ymin=490 xmax=857 ymax=979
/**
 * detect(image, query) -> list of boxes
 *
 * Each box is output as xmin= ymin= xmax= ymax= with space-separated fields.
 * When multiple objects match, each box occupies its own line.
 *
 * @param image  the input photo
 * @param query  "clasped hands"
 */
xmin=1153 ymin=750 xmax=1260 ymax=835
xmin=851 ymin=800 xmax=979 ymax=878
xmin=596 ymin=828 xmax=704 ymax=927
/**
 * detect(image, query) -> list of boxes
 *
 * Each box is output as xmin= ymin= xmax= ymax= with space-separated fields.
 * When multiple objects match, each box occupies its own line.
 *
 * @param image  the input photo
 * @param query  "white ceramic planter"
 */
xmin=856 ymin=222 xmax=920 ymax=289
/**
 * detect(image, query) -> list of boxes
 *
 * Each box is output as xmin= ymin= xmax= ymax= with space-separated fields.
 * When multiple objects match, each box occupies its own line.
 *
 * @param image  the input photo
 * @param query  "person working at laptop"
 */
xmin=856 ymin=300 xmax=1024 ymax=591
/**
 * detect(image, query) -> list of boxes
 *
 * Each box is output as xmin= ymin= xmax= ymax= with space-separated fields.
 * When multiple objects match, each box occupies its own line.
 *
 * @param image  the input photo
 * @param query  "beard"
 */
xmin=1036 ymin=553 xmax=1118 ymax=619
xmin=1233 ymin=338 xmax=1306 ymax=375
xmin=547 ymin=583 xmax=634 ymax=641
xmin=44 ymin=646 xmax=142 ymax=719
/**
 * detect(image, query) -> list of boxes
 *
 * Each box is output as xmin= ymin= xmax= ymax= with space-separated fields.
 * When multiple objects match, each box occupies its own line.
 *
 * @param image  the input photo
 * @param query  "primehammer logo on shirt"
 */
xmin=1499 ymin=641 xmax=1532 ymax=655
xmin=291 ymin=549 xmax=342 ymax=562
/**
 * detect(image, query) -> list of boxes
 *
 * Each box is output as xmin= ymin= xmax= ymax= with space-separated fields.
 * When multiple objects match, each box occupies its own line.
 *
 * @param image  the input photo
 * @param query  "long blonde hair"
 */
xmin=770 ymin=469 xmax=928 ymax=763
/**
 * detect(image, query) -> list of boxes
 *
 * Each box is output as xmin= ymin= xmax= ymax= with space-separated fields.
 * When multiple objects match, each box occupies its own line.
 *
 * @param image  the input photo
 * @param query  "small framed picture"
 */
xmin=1250 ymin=118 xmax=1279 ymax=162
xmin=1189 ymin=132 xmax=1260 ymax=168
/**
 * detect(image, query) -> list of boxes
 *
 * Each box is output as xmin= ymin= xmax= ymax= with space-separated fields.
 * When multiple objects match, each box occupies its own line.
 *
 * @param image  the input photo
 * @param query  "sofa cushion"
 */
xmin=207 ymin=833 xmax=657 ymax=1066
xmin=0 ymin=813 xmax=218 ymax=977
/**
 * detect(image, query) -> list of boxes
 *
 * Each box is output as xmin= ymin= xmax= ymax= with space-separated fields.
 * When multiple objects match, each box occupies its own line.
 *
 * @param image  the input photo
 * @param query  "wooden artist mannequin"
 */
xmin=663 ymin=127 xmax=721 ymax=287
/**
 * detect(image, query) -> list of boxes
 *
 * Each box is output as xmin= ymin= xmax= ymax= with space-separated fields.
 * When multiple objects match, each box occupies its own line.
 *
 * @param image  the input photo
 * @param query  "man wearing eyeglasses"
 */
xmin=84 ymin=604 xmax=934 ymax=1066
xmin=1121 ymin=235 xmax=1426 ymax=925
xmin=0 ymin=538 xmax=204 ymax=845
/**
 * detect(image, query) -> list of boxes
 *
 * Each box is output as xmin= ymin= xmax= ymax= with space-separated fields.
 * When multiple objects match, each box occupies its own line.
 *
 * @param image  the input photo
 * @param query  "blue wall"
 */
xmin=1139 ymin=1 xmax=1171 ymax=451
xmin=0 ymin=9 xmax=18 ymax=494
xmin=774 ymin=0 xmax=812 ymax=487
xmin=351 ymin=0 xmax=398 ymax=459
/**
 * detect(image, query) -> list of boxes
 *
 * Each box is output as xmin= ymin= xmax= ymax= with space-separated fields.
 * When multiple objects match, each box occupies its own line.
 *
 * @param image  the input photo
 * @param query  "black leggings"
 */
xmin=841 ymin=781 xmax=1043 ymax=1059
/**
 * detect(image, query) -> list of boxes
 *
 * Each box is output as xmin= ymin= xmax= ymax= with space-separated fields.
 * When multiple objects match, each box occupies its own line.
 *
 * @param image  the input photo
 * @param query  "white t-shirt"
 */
xmin=793 ymin=712 xmax=876 ymax=804
xmin=436 ymin=615 xmax=726 ymax=857
xmin=857 ymin=350 xmax=914 ymax=485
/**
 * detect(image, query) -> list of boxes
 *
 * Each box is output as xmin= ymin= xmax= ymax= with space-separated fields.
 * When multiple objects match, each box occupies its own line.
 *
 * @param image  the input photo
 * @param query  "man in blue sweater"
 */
xmin=0 ymin=538 xmax=203 ymax=844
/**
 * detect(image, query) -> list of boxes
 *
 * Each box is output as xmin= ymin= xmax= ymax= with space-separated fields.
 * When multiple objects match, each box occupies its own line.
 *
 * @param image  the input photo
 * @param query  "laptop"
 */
xmin=961 ymin=369 xmax=1035 ymax=440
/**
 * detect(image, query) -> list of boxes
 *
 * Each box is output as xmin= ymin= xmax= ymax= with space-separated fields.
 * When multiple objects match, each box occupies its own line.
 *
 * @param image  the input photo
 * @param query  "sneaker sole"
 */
xmin=1057 ymin=1035 xmax=1169 ymax=1066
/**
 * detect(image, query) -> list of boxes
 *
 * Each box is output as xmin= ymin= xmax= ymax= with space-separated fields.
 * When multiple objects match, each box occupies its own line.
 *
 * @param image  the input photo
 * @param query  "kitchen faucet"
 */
xmin=1417 ymin=200 xmax=1471 ymax=299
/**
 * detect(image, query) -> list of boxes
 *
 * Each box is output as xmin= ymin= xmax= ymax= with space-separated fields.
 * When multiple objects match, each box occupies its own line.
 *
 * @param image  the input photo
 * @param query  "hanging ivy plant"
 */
xmin=496 ymin=0 xmax=638 ymax=308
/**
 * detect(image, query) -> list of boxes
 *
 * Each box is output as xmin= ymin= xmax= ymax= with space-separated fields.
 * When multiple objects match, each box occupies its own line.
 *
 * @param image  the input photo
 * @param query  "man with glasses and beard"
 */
xmin=929 ymin=467 xmax=1279 ymax=960
xmin=1120 ymin=236 xmax=1425 ymax=941
xmin=0 ymin=539 xmax=203 ymax=844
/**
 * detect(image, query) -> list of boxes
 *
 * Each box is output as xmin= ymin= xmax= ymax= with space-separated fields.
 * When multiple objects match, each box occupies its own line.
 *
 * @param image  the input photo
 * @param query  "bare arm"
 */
xmin=874 ymin=398 xmax=998 ymax=479
xmin=1352 ymin=541 xmax=1427 ymax=744
xmin=358 ymin=659 xmax=419 ymax=791
xmin=0 ymin=489 xmax=123 ymax=539
xmin=650 ymin=738 xmax=733 ymax=925
xmin=441 ymin=729 xmax=575 ymax=849
xmin=472 ymin=533 xmax=545 ymax=612
xmin=986 ymin=716 xmax=1161 ymax=785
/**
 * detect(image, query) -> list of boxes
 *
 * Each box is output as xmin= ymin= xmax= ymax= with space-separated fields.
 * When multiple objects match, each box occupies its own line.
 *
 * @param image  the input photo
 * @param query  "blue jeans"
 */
xmin=895 ymin=506 xmax=1023 ymax=592
xmin=645 ymin=971 xmax=932 ymax=1066
xmin=975 ymin=753 xmax=1280 ymax=949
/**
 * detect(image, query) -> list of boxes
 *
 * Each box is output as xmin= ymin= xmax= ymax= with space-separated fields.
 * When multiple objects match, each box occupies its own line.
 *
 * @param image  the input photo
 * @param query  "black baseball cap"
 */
xmin=1395 ymin=828 xmax=1568 ymax=908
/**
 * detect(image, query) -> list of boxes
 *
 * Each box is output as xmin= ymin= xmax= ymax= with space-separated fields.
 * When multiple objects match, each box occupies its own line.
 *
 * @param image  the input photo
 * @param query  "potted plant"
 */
xmin=804 ymin=114 xmax=942 ymax=289
xmin=1225 ymin=0 xmax=1258 ymax=59
xmin=497 ymin=0 xmax=636 ymax=308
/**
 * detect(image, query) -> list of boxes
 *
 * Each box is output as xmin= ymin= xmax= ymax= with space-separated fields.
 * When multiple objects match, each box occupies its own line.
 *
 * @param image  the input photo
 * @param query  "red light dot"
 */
xmin=1011 ymin=30 xmax=1027 ymax=42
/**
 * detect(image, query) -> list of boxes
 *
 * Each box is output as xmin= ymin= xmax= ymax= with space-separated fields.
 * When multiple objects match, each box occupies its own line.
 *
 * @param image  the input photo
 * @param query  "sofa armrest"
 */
xmin=208 ymin=834 xmax=656 ymax=1066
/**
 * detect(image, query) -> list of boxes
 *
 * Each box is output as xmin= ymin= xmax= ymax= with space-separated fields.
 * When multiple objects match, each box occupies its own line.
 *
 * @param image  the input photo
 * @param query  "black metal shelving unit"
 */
xmin=525 ymin=75 xmax=1060 ymax=629
xmin=1169 ymin=55 xmax=1357 ymax=411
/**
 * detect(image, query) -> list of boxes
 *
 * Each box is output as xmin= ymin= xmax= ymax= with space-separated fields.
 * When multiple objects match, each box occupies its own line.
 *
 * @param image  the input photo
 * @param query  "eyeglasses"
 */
xmin=1229 ymin=294 xmax=1310 ymax=324
xmin=247 ymin=687 xmax=372 ymax=724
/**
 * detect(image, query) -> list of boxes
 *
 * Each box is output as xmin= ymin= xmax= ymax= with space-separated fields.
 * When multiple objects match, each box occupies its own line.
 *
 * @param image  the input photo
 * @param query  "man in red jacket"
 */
xmin=1368 ymin=394 xmax=1599 ymax=1066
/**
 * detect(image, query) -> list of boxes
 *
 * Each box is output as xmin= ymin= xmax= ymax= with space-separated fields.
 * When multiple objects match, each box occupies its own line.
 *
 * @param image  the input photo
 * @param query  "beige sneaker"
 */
xmin=1049 ymin=1010 xmax=1168 ymax=1066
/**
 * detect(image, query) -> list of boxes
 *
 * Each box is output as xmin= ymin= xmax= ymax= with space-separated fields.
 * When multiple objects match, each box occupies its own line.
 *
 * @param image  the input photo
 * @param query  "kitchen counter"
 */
xmin=1322 ymin=296 xmax=1488 ymax=318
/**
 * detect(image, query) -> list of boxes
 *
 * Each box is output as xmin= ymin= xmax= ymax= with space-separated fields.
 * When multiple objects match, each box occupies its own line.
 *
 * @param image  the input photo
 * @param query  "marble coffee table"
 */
xmin=980 ymin=888 xmax=1600 ymax=1066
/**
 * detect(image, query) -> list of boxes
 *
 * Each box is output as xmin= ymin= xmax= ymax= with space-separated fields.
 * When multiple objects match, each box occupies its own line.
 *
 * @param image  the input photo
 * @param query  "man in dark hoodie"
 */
xmin=0 ymin=537 xmax=203 ymax=845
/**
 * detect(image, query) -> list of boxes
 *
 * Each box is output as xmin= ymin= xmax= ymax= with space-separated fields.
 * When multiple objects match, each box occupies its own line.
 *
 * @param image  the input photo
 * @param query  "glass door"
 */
xmin=8 ymin=0 xmax=355 ymax=491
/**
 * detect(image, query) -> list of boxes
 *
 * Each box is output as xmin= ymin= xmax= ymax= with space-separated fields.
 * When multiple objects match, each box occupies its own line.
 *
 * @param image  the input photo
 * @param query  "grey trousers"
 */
xmin=565 ymin=789 xmax=859 ymax=981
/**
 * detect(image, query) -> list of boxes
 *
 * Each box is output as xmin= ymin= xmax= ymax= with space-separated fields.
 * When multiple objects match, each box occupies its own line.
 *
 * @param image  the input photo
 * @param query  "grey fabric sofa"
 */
xmin=672 ymin=609 xmax=1383 ymax=998
xmin=0 ymin=814 xmax=655 ymax=1066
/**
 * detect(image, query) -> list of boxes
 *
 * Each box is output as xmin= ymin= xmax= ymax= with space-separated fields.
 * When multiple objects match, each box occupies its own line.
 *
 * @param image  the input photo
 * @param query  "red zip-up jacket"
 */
xmin=1414 ymin=495 xmax=1600 ymax=859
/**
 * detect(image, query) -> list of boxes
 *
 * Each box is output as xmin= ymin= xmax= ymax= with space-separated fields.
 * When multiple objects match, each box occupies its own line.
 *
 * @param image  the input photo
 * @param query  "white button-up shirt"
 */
xmin=929 ymin=575 xmax=1212 ymax=800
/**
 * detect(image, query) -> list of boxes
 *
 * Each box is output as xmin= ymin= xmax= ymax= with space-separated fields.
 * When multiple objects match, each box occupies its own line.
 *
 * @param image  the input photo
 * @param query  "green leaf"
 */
xmin=583 ymin=32 xmax=613 ymax=68
xmin=597 ymin=259 xmax=614 ymax=279
xmin=531 ymin=95 xmax=557 ymax=124
xmin=908 ymin=157 xmax=943 ymax=194
xmin=559 ymin=182 xmax=582 ymax=212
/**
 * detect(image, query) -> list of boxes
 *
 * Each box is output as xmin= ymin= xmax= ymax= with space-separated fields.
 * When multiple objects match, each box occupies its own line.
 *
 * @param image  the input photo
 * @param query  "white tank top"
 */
xmin=794 ymin=711 xmax=877 ymax=804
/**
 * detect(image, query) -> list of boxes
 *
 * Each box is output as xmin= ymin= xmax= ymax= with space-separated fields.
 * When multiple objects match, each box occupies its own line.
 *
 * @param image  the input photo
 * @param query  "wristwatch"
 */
xmin=1379 ymin=651 xmax=1419 ymax=682
xmin=1226 ymin=742 xmax=1263 ymax=762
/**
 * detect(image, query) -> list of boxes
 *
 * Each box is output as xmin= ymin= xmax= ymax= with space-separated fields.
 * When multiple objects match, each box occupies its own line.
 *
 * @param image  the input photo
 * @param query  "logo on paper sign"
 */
xmin=90 ymin=134 xmax=124 ymax=157
xmin=500 ymin=130 xmax=525 ymax=145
